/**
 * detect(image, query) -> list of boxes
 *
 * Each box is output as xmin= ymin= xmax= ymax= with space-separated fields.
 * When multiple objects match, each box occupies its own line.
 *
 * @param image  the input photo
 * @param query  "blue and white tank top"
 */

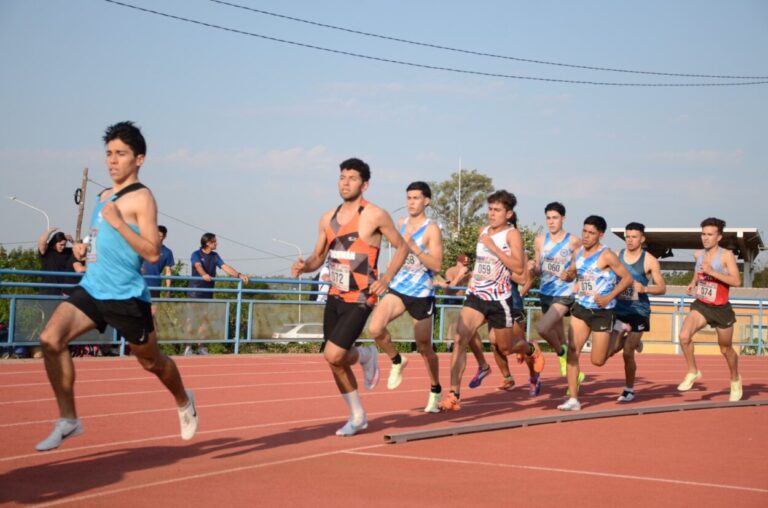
xmin=539 ymin=232 xmax=574 ymax=297
xmin=575 ymin=246 xmax=616 ymax=310
xmin=80 ymin=184 xmax=151 ymax=302
xmin=468 ymin=226 xmax=514 ymax=302
xmin=615 ymin=249 xmax=650 ymax=317
xmin=389 ymin=218 xmax=435 ymax=298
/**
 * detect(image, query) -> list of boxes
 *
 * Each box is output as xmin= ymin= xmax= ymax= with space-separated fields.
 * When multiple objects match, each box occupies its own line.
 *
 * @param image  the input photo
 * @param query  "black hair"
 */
xmin=200 ymin=232 xmax=216 ymax=248
xmin=103 ymin=121 xmax=146 ymax=156
xmin=584 ymin=215 xmax=607 ymax=233
xmin=544 ymin=202 xmax=566 ymax=216
xmin=47 ymin=232 xmax=67 ymax=250
xmin=488 ymin=190 xmax=518 ymax=226
xmin=625 ymin=222 xmax=645 ymax=233
xmin=158 ymin=225 xmax=168 ymax=236
xmin=701 ymin=217 xmax=725 ymax=233
xmin=339 ymin=158 xmax=371 ymax=182
xmin=406 ymin=181 xmax=432 ymax=199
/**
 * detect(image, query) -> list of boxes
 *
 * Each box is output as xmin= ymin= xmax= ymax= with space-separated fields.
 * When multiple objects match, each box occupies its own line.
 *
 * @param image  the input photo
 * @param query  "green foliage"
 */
xmin=663 ymin=270 xmax=694 ymax=286
xmin=429 ymin=169 xmax=494 ymax=241
xmin=0 ymin=246 xmax=42 ymax=323
xmin=752 ymin=266 xmax=768 ymax=288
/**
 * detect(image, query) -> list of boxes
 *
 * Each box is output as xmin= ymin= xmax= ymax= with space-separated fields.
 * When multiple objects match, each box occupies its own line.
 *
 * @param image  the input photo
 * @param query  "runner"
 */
xmin=609 ymin=222 xmax=666 ymax=402
xmin=367 ymin=182 xmax=443 ymax=412
xmin=557 ymin=215 xmax=634 ymax=411
xmin=677 ymin=218 xmax=742 ymax=401
xmin=529 ymin=202 xmax=581 ymax=382
xmin=440 ymin=190 xmax=544 ymax=411
xmin=292 ymin=158 xmax=409 ymax=435
xmin=35 ymin=122 xmax=197 ymax=451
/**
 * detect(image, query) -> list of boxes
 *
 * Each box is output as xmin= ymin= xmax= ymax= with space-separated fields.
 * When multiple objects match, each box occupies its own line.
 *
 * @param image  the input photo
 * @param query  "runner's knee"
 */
xmin=39 ymin=329 xmax=66 ymax=354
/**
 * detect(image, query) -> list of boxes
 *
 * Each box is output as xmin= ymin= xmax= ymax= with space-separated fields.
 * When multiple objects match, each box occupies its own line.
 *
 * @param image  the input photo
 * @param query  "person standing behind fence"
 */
xmin=677 ymin=217 xmax=742 ymax=401
xmin=142 ymin=225 xmax=175 ymax=302
xmin=37 ymin=228 xmax=85 ymax=295
xmin=186 ymin=233 xmax=248 ymax=354
xmin=35 ymin=121 xmax=197 ymax=451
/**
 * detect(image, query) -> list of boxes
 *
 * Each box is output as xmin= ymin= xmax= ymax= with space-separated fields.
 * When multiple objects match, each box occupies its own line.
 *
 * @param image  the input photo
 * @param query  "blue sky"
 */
xmin=1 ymin=0 xmax=767 ymax=276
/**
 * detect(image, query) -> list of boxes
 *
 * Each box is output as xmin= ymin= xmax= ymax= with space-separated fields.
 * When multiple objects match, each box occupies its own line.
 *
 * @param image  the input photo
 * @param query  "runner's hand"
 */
xmin=100 ymin=201 xmax=125 ymax=230
xmin=594 ymin=294 xmax=611 ymax=308
xmin=291 ymin=257 xmax=306 ymax=278
xmin=370 ymin=276 xmax=389 ymax=295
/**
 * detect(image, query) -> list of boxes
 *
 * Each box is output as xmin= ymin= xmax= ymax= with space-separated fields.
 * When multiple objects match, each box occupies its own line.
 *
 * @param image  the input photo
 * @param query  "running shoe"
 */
xmin=336 ymin=416 xmax=368 ymax=436
xmin=528 ymin=374 xmax=541 ymax=397
xmin=528 ymin=341 xmax=545 ymax=374
xmin=557 ymin=398 xmax=582 ymax=411
xmin=424 ymin=392 xmax=441 ymax=413
xmin=468 ymin=364 xmax=491 ymax=389
xmin=438 ymin=392 xmax=461 ymax=411
xmin=566 ymin=371 xmax=586 ymax=396
xmin=729 ymin=376 xmax=743 ymax=402
xmin=557 ymin=350 xmax=567 ymax=377
xmin=36 ymin=418 xmax=83 ymax=451
xmin=387 ymin=356 xmax=408 ymax=390
xmin=360 ymin=345 xmax=380 ymax=390
xmin=496 ymin=377 xmax=515 ymax=391
xmin=178 ymin=390 xmax=198 ymax=441
xmin=617 ymin=389 xmax=636 ymax=402
xmin=677 ymin=371 xmax=702 ymax=391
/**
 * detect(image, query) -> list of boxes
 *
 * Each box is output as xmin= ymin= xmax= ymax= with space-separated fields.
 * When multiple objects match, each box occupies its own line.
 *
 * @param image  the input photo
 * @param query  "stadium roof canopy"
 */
xmin=610 ymin=227 xmax=765 ymax=287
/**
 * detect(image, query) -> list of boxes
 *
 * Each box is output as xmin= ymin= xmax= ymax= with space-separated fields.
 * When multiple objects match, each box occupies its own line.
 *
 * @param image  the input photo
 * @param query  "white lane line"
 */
xmin=344 ymin=450 xmax=768 ymax=494
xmin=34 ymin=442 xmax=389 ymax=507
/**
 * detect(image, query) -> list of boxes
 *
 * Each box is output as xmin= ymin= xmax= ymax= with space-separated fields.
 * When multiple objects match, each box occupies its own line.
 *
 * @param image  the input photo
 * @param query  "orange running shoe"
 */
xmin=496 ymin=377 xmax=516 ymax=391
xmin=438 ymin=392 xmax=462 ymax=411
xmin=527 ymin=341 xmax=545 ymax=374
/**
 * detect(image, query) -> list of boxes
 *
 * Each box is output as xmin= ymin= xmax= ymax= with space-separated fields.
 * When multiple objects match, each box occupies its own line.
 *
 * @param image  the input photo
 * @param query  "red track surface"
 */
xmin=0 ymin=353 xmax=766 ymax=507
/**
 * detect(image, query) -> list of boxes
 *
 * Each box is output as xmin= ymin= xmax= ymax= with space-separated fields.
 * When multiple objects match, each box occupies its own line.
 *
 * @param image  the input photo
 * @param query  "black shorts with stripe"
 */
xmin=464 ymin=293 xmax=524 ymax=330
xmin=67 ymin=286 xmax=154 ymax=345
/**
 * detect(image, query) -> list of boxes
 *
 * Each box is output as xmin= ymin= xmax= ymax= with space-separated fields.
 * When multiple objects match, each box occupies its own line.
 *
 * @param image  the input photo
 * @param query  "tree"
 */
xmin=429 ymin=169 xmax=494 ymax=241
xmin=0 ymin=246 xmax=42 ymax=323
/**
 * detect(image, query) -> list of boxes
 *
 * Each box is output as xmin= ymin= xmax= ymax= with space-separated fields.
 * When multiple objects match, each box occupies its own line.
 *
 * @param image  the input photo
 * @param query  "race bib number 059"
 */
xmin=474 ymin=258 xmax=494 ymax=281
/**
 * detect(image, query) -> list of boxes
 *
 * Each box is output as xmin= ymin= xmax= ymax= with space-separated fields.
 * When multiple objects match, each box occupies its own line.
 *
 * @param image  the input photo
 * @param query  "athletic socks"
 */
xmin=430 ymin=384 xmax=442 ymax=394
xmin=341 ymin=390 xmax=366 ymax=424
xmin=557 ymin=347 xmax=566 ymax=357
xmin=391 ymin=353 xmax=402 ymax=365
xmin=527 ymin=343 xmax=535 ymax=356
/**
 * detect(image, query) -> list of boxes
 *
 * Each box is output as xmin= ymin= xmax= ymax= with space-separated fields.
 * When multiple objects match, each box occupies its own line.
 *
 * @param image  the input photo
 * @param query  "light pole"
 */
xmin=273 ymin=238 xmax=303 ymax=323
xmin=8 ymin=196 xmax=51 ymax=230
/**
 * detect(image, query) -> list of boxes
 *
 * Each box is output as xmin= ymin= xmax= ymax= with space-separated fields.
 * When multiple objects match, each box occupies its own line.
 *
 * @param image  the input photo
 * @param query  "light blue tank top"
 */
xmin=389 ymin=219 xmax=435 ymax=297
xmin=615 ymin=249 xmax=650 ymax=317
xmin=575 ymin=246 xmax=616 ymax=310
xmin=80 ymin=186 xmax=151 ymax=301
xmin=539 ymin=232 xmax=574 ymax=297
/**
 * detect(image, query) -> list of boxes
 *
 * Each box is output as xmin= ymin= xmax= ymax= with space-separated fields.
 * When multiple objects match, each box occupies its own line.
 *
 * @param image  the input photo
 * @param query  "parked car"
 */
xmin=271 ymin=323 xmax=324 ymax=341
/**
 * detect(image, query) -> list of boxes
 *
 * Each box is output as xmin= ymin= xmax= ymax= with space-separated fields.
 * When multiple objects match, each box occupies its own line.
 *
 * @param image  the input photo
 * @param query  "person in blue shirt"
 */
xmin=35 ymin=121 xmax=198 ymax=451
xmin=141 ymin=225 xmax=175 ymax=306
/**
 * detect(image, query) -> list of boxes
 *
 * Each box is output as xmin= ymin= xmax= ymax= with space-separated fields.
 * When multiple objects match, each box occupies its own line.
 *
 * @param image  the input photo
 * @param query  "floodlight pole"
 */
xmin=274 ymin=238 xmax=303 ymax=323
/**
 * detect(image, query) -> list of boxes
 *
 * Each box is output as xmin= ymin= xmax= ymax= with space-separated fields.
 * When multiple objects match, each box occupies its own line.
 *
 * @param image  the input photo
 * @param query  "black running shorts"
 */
xmin=464 ymin=293 xmax=525 ymax=330
xmin=571 ymin=302 xmax=615 ymax=332
xmin=615 ymin=313 xmax=651 ymax=333
xmin=67 ymin=286 xmax=154 ymax=345
xmin=323 ymin=295 xmax=373 ymax=350
xmin=388 ymin=288 xmax=435 ymax=321
xmin=539 ymin=294 xmax=574 ymax=316
xmin=691 ymin=299 xmax=736 ymax=329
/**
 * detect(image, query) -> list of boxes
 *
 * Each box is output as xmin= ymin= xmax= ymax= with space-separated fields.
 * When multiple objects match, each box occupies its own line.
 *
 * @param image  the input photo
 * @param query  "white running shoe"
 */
xmin=677 ymin=371 xmax=702 ymax=391
xmin=36 ymin=418 xmax=83 ymax=451
xmin=729 ymin=376 xmax=743 ymax=402
xmin=557 ymin=398 xmax=582 ymax=411
xmin=178 ymin=390 xmax=198 ymax=440
xmin=617 ymin=389 xmax=636 ymax=402
xmin=335 ymin=416 xmax=368 ymax=436
xmin=424 ymin=392 xmax=441 ymax=413
xmin=360 ymin=345 xmax=380 ymax=390
xmin=387 ymin=356 xmax=408 ymax=390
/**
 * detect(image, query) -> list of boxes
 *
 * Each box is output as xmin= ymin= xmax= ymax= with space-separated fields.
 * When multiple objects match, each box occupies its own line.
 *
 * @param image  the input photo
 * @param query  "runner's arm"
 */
xmin=643 ymin=255 xmax=667 ymax=296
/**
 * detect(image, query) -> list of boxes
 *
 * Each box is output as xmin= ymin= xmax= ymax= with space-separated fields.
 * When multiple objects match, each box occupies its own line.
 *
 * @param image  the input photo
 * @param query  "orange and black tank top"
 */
xmin=324 ymin=199 xmax=380 ymax=305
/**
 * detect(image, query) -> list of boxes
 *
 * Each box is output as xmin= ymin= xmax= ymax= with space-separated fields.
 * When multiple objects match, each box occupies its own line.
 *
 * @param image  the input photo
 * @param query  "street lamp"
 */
xmin=8 ymin=196 xmax=51 ymax=230
xmin=273 ymin=238 xmax=303 ymax=323
xmin=387 ymin=205 xmax=407 ymax=263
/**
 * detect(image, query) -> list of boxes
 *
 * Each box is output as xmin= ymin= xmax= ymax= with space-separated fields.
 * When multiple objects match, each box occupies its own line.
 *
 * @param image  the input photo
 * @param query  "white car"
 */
xmin=271 ymin=323 xmax=324 ymax=340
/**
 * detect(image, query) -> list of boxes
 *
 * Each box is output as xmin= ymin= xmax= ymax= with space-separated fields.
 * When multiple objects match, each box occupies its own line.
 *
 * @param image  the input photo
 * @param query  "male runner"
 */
xmin=558 ymin=215 xmax=633 ymax=411
xmin=440 ymin=190 xmax=544 ymax=411
xmin=36 ymin=122 xmax=197 ymax=451
xmin=529 ymin=202 xmax=581 ymax=380
xmin=609 ymin=222 xmax=666 ymax=402
xmin=677 ymin=218 xmax=742 ymax=401
xmin=367 ymin=182 xmax=443 ymax=412
xmin=292 ymin=158 xmax=409 ymax=435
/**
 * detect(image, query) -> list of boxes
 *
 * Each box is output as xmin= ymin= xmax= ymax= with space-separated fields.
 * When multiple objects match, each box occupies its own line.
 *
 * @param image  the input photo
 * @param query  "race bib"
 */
xmin=543 ymin=259 xmax=564 ymax=275
xmin=618 ymin=285 xmax=639 ymax=301
xmin=474 ymin=258 xmax=494 ymax=281
xmin=578 ymin=275 xmax=597 ymax=296
xmin=403 ymin=253 xmax=421 ymax=271
xmin=696 ymin=280 xmax=718 ymax=304
xmin=329 ymin=262 xmax=350 ymax=292
xmin=85 ymin=227 xmax=98 ymax=264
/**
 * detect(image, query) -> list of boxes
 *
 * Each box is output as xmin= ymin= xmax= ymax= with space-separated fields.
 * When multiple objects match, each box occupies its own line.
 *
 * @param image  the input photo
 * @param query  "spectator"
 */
xmin=186 ymin=233 xmax=248 ymax=355
xmin=141 ymin=225 xmax=175 ymax=305
xmin=37 ymin=227 xmax=85 ymax=295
